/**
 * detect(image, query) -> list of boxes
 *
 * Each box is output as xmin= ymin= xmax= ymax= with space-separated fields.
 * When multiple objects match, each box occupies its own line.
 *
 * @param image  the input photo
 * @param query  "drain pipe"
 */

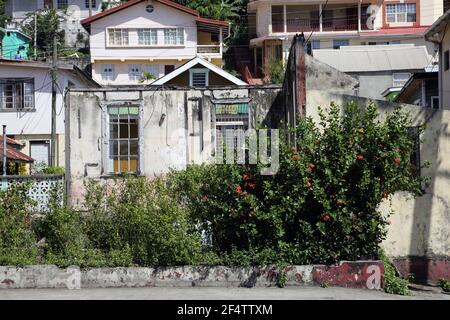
xmin=2 ymin=125 xmax=6 ymax=176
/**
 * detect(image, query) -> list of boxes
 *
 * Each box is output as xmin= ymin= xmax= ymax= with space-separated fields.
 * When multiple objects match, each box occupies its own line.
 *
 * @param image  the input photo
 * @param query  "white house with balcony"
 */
xmin=80 ymin=0 xmax=230 ymax=86
xmin=0 ymin=59 xmax=98 ymax=172
xmin=246 ymin=0 xmax=443 ymax=79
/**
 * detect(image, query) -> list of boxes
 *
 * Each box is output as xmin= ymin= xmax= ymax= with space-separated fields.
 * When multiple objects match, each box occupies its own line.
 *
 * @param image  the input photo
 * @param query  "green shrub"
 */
xmin=0 ymin=183 xmax=40 ymax=265
xmin=169 ymin=102 xmax=426 ymax=266
xmin=381 ymin=252 xmax=410 ymax=295
xmin=264 ymin=59 xmax=285 ymax=84
xmin=83 ymin=177 xmax=203 ymax=266
xmin=43 ymin=166 xmax=65 ymax=174
xmin=438 ymin=278 xmax=450 ymax=292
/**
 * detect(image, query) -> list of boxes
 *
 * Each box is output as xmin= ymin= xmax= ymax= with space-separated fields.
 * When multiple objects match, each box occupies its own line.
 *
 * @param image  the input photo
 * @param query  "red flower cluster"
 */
xmin=394 ymin=158 xmax=401 ymax=164
xmin=357 ymin=154 xmax=364 ymax=160
xmin=242 ymin=173 xmax=251 ymax=180
xmin=245 ymin=182 xmax=256 ymax=189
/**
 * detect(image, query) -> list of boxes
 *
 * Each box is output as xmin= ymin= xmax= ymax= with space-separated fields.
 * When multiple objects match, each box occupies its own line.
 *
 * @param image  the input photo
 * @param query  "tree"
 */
xmin=0 ymin=0 xmax=9 ymax=28
xmin=175 ymin=0 xmax=249 ymax=44
xmin=21 ymin=9 xmax=65 ymax=56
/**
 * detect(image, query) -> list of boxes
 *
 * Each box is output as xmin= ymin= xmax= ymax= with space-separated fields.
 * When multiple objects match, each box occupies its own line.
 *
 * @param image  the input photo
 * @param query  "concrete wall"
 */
xmin=442 ymin=24 xmax=450 ymax=109
xmin=66 ymin=86 xmax=281 ymax=206
xmin=306 ymin=90 xmax=450 ymax=276
xmin=0 ymin=261 xmax=384 ymax=289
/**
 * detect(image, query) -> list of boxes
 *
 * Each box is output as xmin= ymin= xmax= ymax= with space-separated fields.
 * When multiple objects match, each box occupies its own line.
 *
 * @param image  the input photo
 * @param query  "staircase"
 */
xmin=232 ymin=46 xmax=263 ymax=85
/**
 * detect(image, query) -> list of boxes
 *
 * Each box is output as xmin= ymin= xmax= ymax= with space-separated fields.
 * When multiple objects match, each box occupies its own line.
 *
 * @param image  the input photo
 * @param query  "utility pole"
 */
xmin=51 ymin=36 xmax=58 ymax=168
xmin=2 ymin=125 xmax=6 ymax=176
xmin=34 ymin=13 xmax=37 ymax=60
xmin=88 ymin=0 xmax=93 ymax=17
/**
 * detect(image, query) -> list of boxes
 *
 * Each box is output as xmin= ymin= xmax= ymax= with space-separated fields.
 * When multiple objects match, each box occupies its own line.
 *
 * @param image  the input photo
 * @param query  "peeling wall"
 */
xmin=66 ymin=86 xmax=281 ymax=206
xmin=307 ymin=90 xmax=450 ymax=263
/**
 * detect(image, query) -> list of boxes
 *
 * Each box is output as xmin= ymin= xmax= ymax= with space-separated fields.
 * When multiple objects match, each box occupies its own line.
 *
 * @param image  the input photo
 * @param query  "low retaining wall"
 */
xmin=0 ymin=261 xmax=383 ymax=290
xmin=393 ymin=257 xmax=450 ymax=284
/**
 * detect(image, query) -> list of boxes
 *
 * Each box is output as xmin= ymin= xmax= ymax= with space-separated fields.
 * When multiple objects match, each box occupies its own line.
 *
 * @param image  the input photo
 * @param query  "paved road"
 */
xmin=0 ymin=286 xmax=449 ymax=300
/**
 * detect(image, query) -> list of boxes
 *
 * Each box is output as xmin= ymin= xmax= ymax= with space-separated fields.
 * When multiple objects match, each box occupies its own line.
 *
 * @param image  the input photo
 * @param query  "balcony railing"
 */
xmin=271 ymin=7 xmax=372 ymax=34
xmin=197 ymin=45 xmax=222 ymax=55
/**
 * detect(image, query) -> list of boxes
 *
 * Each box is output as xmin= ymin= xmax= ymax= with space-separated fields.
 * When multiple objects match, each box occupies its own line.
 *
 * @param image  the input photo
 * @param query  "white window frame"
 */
xmin=392 ymin=72 xmax=411 ymax=88
xmin=101 ymin=64 xmax=115 ymax=81
xmin=189 ymin=68 xmax=209 ymax=87
xmin=386 ymin=3 xmax=416 ymax=24
xmin=57 ymin=0 xmax=68 ymax=9
xmin=107 ymin=28 xmax=129 ymax=46
xmin=431 ymin=96 xmax=439 ymax=109
xmin=333 ymin=39 xmax=349 ymax=49
xmin=145 ymin=64 xmax=160 ymax=79
xmin=107 ymin=105 xmax=140 ymax=175
xmin=138 ymin=28 xmax=158 ymax=46
xmin=0 ymin=79 xmax=35 ymax=111
xmin=164 ymin=28 xmax=185 ymax=46
xmin=128 ymin=64 xmax=142 ymax=81
xmin=85 ymin=0 xmax=97 ymax=8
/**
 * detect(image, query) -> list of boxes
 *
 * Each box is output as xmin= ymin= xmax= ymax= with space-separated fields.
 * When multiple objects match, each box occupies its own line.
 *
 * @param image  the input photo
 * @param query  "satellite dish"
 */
xmin=146 ymin=5 xmax=154 ymax=13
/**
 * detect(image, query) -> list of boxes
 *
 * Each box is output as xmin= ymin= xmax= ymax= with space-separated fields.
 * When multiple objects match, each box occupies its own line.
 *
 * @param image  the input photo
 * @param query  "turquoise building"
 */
xmin=0 ymin=27 xmax=31 ymax=60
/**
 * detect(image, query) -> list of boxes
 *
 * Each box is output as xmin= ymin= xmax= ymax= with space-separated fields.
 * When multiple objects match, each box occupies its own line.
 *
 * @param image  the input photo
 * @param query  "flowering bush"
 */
xmin=170 ymin=102 xmax=427 ymax=265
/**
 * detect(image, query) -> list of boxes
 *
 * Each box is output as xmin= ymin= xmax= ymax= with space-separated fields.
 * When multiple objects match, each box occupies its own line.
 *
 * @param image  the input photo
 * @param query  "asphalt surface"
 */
xmin=0 ymin=286 xmax=449 ymax=300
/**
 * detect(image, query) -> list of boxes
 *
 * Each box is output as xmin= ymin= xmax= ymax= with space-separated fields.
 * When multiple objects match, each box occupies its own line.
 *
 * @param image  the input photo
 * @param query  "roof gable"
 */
xmin=152 ymin=57 xmax=247 ymax=86
xmin=81 ymin=0 xmax=199 ymax=28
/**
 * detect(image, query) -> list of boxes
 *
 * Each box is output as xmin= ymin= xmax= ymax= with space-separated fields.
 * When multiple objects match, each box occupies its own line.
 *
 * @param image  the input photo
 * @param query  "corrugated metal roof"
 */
xmin=313 ymin=45 xmax=429 ymax=72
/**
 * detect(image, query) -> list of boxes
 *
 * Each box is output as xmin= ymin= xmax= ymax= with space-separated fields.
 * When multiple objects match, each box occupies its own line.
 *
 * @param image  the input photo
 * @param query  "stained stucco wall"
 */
xmin=442 ymin=25 xmax=450 ymax=109
xmin=307 ymin=90 xmax=450 ymax=259
xmin=66 ymin=86 xmax=282 ymax=206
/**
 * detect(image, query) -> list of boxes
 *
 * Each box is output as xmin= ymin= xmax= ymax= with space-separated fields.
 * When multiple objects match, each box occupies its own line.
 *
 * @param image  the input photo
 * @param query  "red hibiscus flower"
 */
xmin=245 ymin=182 xmax=256 ymax=189
xmin=357 ymin=154 xmax=364 ymax=160
xmin=242 ymin=174 xmax=250 ymax=180
xmin=394 ymin=158 xmax=401 ymax=164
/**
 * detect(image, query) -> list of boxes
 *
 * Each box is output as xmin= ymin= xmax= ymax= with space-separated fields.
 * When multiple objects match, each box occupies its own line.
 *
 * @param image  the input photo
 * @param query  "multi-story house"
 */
xmin=0 ymin=59 xmax=98 ymax=172
xmin=80 ymin=0 xmax=230 ymax=86
xmin=247 ymin=0 xmax=443 ymax=77
xmin=425 ymin=8 xmax=450 ymax=109
xmin=5 ymin=0 xmax=122 ymax=46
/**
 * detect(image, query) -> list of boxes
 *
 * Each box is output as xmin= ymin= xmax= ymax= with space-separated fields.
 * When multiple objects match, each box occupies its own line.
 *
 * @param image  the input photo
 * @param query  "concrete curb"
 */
xmin=0 ymin=261 xmax=383 ymax=290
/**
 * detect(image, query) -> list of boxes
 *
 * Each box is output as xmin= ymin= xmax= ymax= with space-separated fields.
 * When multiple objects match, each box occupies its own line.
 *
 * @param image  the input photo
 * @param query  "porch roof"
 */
xmin=0 ymin=136 xmax=34 ymax=163
xmin=196 ymin=17 xmax=230 ymax=37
